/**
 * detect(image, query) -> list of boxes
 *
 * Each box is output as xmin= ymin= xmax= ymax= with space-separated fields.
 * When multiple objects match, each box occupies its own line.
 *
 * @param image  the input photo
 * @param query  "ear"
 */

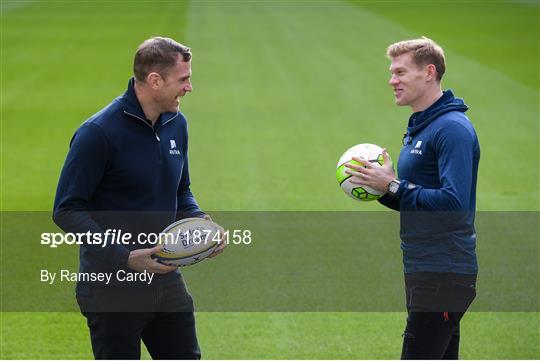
xmin=425 ymin=64 xmax=437 ymax=81
xmin=146 ymin=72 xmax=162 ymax=90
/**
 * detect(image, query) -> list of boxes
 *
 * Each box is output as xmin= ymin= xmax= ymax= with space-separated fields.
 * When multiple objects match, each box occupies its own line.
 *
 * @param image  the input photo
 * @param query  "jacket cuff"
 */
xmin=113 ymin=247 xmax=131 ymax=269
xmin=395 ymin=179 xmax=408 ymax=200
xmin=177 ymin=210 xmax=206 ymax=220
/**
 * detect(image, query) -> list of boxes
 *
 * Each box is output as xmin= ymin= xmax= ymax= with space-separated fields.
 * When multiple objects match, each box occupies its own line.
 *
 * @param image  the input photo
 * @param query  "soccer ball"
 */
xmin=336 ymin=143 xmax=389 ymax=201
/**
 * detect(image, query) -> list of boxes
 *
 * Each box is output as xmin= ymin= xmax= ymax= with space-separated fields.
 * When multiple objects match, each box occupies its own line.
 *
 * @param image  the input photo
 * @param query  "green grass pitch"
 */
xmin=1 ymin=0 xmax=539 ymax=359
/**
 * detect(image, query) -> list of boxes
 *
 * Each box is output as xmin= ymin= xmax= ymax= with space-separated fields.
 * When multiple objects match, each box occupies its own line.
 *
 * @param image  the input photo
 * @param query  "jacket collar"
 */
xmin=121 ymin=77 xmax=179 ymax=126
xmin=122 ymin=77 xmax=147 ymax=120
xmin=407 ymin=89 xmax=469 ymax=135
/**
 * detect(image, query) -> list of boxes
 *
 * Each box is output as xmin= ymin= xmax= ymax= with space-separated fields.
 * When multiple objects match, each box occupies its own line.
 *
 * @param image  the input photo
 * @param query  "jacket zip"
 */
xmin=123 ymin=110 xmax=178 ymax=142
xmin=124 ymin=110 xmax=160 ymax=141
xmin=124 ymin=110 xmax=179 ymax=163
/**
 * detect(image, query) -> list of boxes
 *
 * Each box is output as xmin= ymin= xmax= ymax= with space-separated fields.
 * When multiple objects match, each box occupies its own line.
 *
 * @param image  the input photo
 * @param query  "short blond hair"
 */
xmin=386 ymin=37 xmax=446 ymax=81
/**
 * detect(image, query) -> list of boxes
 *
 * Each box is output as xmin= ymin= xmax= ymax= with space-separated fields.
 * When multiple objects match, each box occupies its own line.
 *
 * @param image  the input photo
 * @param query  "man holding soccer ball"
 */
xmin=345 ymin=37 xmax=479 ymax=359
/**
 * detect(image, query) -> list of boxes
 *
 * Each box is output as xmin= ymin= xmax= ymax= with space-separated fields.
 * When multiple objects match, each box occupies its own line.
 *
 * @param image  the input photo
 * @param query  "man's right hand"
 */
xmin=127 ymin=245 xmax=178 ymax=274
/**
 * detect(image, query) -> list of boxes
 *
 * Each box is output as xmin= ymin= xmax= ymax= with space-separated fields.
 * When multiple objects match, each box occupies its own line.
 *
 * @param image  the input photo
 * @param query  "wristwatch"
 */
xmin=387 ymin=179 xmax=401 ymax=198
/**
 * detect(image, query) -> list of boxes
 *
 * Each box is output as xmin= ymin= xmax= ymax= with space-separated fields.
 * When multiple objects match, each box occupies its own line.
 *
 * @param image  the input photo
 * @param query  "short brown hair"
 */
xmin=133 ymin=37 xmax=192 ymax=82
xmin=386 ymin=37 xmax=446 ymax=81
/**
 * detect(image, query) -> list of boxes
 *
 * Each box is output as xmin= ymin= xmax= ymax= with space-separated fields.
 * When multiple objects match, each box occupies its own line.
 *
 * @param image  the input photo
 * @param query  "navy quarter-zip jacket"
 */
xmin=53 ymin=78 xmax=204 ymax=290
xmin=379 ymin=90 xmax=480 ymax=274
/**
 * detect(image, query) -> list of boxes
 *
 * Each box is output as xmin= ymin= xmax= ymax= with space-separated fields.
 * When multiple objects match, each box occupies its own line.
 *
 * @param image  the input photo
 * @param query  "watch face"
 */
xmin=389 ymin=181 xmax=399 ymax=193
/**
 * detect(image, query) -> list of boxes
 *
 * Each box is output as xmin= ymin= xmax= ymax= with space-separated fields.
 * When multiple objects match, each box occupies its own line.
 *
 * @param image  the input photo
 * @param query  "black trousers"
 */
xmin=77 ymin=279 xmax=200 ymax=360
xmin=82 ymin=311 xmax=200 ymax=360
xmin=401 ymin=272 xmax=477 ymax=360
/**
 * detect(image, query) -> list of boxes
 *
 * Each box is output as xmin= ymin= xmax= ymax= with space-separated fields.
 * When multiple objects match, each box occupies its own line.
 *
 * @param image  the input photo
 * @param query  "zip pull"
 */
xmin=155 ymin=133 xmax=160 ymax=141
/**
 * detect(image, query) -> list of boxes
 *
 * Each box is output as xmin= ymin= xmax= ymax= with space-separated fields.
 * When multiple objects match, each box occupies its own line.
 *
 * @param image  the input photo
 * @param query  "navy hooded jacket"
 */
xmin=53 ymin=78 xmax=204 ymax=289
xmin=379 ymin=90 xmax=480 ymax=274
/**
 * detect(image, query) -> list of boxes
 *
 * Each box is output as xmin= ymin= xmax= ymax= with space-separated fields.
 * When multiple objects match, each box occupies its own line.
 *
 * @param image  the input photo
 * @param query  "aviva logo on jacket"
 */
xmin=410 ymin=140 xmax=423 ymax=155
xmin=169 ymin=140 xmax=181 ymax=155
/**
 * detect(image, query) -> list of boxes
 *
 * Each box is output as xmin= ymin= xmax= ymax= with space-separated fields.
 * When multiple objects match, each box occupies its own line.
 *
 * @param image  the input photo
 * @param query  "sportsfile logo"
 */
xmin=410 ymin=140 xmax=422 ymax=155
xmin=169 ymin=139 xmax=180 ymax=155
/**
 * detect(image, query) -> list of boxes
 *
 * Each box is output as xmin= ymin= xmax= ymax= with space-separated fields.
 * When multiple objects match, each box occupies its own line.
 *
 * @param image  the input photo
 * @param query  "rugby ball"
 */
xmin=154 ymin=217 xmax=221 ymax=267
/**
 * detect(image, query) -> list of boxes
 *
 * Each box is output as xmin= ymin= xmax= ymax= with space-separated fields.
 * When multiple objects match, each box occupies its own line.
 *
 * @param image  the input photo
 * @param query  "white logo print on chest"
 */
xmin=410 ymin=140 xmax=422 ymax=155
xmin=169 ymin=140 xmax=181 ymax=155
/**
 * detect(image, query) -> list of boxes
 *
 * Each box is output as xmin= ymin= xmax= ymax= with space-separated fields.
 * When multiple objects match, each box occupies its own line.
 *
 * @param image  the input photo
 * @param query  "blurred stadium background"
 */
xmin=1 ymin=0 xmax=538 ymax=359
